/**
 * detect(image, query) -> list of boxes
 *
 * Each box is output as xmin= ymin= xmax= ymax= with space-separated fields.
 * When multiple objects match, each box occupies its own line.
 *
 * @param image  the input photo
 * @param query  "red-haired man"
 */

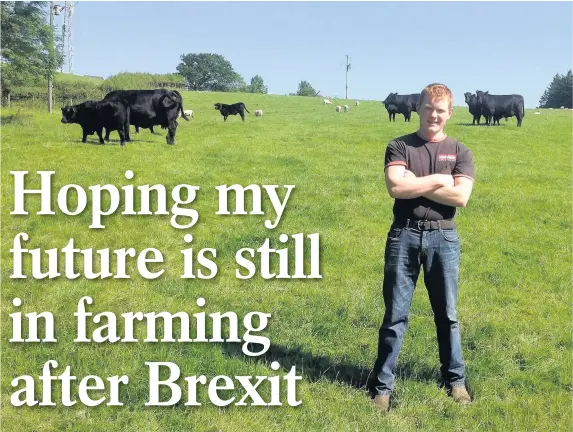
xmin=372 ymin=83 xmax=474 ymax=412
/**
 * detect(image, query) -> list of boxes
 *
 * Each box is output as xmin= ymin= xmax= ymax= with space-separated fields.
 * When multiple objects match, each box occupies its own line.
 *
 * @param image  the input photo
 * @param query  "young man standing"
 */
xmin=371 ymin=83 xmax=475 ymax=412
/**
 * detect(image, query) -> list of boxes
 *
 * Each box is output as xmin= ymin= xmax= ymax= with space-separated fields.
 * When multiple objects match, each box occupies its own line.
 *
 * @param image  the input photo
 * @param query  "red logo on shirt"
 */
xmin=438 ymin=154 xmax=457 ymax=162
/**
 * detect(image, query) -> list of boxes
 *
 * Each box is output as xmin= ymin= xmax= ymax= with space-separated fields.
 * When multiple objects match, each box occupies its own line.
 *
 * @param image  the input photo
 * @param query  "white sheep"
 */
xmin=324 ymin=99 xmax=333 ymax=105
xmin=336 ymin=105 xmax=342 ymax=112
xmin=179 ymin=109 xmax=194 ymax=118
xmin=255 ymin=109 xmax=263 ymax=117
xmin=344 ymin=104 xmax=350 ymax=112
xmin=355 ymin=101 xmax=360 ymax=106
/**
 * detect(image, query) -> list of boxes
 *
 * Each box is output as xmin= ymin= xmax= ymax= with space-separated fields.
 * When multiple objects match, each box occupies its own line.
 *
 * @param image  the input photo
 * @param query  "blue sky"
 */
xmin=61 ymin=1 xmax=572 ymax=108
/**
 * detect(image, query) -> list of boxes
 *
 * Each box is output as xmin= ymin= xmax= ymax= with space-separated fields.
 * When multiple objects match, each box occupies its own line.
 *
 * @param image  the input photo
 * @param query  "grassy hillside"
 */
xmin=54 ymin=72 xmax=106 ymax=85
xmin=1 ymin=92 xmax=571 ymax=431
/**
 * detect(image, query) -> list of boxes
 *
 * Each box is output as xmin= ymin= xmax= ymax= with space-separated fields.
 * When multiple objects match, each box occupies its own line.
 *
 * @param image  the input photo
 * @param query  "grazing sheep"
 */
xmin=534 ymin=111 xmax=541 ymax=115
xmin=255 ymin=109 xmax=263 ymax=117
xmin=179 ymin=109 xmax=194 ymax=118
xmin=324 ymin=99 xmax=333 ymax=105
xmin=336 ymin=105 xmax=342 ymax=112
xmin=355 ymin=101 xmax=360 ymax=106
xmin=344 ymin=104 xmax=350 ymax=112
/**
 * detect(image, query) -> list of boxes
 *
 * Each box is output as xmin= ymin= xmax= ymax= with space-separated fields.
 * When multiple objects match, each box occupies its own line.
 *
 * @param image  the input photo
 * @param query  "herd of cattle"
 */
xmin=61 ymin=89 xmax=190 ymax=146
xmin=381 ymin=91 xmax=526 ymax=127
xmin=464 ymin=91 xmax=525 ymax=127
xmin=60 ymin=89 xmax=265 ymax=146
xmin=60 ymin=87 xmax=529 ymax=146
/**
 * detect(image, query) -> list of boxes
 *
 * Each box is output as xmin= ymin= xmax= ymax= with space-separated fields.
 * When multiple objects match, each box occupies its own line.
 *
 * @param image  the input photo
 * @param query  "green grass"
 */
xmin=2 ymin=92 xmax=572 ymax=431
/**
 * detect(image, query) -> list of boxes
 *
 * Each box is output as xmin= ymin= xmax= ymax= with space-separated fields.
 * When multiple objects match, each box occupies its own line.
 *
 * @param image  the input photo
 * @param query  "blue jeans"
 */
xmin=372 ymin=226 xmax=466 ymax=395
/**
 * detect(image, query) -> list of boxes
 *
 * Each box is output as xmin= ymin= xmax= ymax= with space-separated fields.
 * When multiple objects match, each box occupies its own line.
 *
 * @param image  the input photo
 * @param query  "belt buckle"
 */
xmin=417 ymin=220 xmax=427 ymax=230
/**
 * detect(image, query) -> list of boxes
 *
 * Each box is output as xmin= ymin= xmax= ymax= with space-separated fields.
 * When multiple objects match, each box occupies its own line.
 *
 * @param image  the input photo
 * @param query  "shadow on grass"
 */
xmin=221 ymin=342 xmax=443 ymax=397
xmin=69 ymin=139 xmax=125 ymax=146
xmin=69 ymin=137 xmax=153 ymax=145
xmin=456 ymin=122 xmax=513 ymax=127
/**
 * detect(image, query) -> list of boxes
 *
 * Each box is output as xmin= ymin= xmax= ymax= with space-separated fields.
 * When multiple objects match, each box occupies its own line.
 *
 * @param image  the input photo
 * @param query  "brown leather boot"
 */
xmin=451 ymin=385 xmax=472 ymax=405
xmin=372 ymin=395 xmax=390 ymax=412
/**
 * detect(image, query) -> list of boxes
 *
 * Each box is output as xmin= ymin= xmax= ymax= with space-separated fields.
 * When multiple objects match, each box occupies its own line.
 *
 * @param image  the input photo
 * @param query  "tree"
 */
xmin=227 ymin=72 xmax=248 ymax=93
xmin=176 ymin=53 xmax=245 ymax=92
xmin=294 ymin=80 xmax=318 ymax=97
xmin=0 ymin=2 xmax=63 ymax=104
xmin=539 ymin=70 xmax=572 ymax=108
xmin=247 ymin=75 xmax=268 ymax=94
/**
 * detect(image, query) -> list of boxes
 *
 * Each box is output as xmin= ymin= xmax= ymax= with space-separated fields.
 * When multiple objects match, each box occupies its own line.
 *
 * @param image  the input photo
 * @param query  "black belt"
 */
xmin=393 ymin=219 xmax=456 ymax=231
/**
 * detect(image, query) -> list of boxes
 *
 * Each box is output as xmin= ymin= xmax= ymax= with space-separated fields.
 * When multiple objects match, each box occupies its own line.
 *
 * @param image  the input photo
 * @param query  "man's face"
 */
xmin=418 ymin=96 xmax=452 ymax=135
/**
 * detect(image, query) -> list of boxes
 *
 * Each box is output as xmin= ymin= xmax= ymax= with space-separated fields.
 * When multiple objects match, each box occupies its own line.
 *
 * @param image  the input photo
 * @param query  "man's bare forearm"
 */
xmin=387 ymin=174 xmax=453 ymax=199
xmin=424 ymin=184 xmax=471 ymax=207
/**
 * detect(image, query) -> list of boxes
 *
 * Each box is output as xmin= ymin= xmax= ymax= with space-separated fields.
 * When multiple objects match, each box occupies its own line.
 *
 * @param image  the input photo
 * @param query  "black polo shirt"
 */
xmin=384 ymin=132 xmax=475 ymax=221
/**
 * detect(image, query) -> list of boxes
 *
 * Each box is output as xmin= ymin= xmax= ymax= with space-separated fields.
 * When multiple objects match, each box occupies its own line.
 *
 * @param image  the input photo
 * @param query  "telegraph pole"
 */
xmin=345 ymin=55 xmax=349 ymax=100
xmin=48 ymin=2 xmax=54 ymax=113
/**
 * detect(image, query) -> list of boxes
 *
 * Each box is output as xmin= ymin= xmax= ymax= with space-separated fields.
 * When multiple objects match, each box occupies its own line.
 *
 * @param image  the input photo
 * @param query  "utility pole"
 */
xmin=345 ymin=55 xmax=351 ymax=100
xmin=48 ymin=1 xmax=54 ymax=113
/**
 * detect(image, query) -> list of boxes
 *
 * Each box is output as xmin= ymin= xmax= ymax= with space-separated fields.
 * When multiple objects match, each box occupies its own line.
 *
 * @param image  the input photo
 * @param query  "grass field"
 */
xmin=2 ymin=92 xmax=572 ymax=431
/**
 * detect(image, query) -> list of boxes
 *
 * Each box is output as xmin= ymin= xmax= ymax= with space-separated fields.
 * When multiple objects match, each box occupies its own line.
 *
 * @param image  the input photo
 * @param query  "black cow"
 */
xmin=135 ymin=126 xmax=157 ymax=134
xmin=214 ymin=102 xmax=250 ymax=121
xmin=103 ymin=89 xmax=189 ymax=144
xmin=464 ymin=92 xmax=482 ymax=125
xmin=61 ymin=100 xmax=130 ymax=146
xmin=476 ymin=90 xmax=525 ymax=127
xmin=385 ymin=104 xmax=399 ymax=122
xmin=382 ymin=93 xmax=420 ymax=122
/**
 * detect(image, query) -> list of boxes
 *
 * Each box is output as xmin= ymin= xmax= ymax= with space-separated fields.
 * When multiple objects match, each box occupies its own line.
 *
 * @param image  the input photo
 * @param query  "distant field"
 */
xmin=2 ymin=92 xmax=571 ymax=431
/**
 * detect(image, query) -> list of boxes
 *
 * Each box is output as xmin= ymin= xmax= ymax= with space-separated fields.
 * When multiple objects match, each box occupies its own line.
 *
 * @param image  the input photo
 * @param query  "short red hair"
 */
xmin=417 ymin=83 xmax=453 ymax=110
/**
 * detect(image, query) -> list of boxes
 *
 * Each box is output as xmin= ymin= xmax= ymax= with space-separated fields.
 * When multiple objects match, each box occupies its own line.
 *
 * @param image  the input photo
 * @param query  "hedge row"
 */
xmin=6 ymin=72 xmax=186 ymax=105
